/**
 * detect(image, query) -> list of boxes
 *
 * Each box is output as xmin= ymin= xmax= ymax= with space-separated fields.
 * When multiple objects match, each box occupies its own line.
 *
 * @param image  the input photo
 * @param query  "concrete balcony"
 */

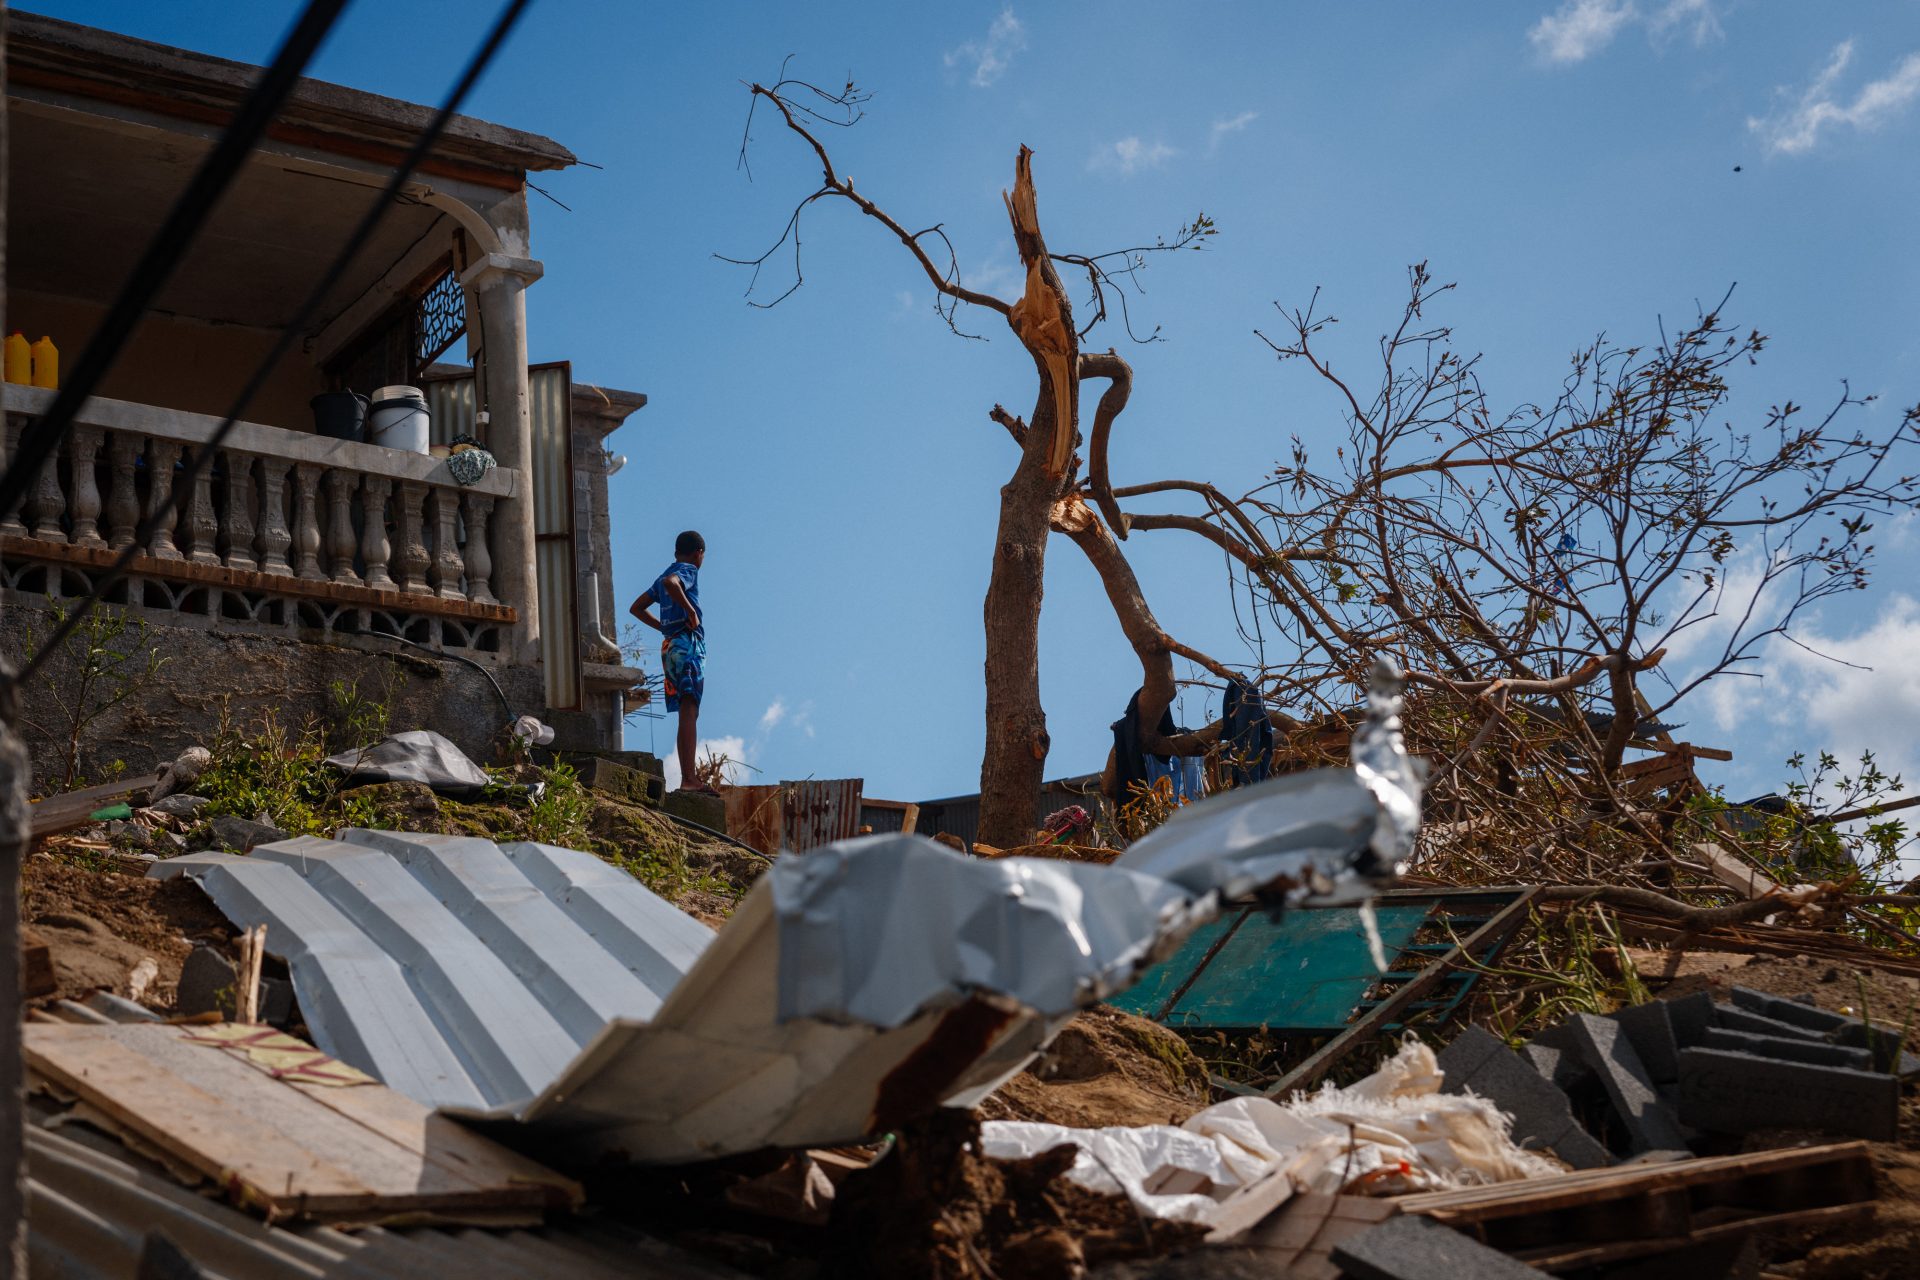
xmin=0 ymin=384 xmax=518 ymax=654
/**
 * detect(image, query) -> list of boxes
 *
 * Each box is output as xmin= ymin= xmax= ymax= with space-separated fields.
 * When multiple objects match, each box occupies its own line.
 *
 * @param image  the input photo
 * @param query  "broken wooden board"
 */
xmin=1393 ymin=1141 xmax=1874 ymax=1271
xmin=24 ymin=1022 xmax=580 ymax=1224
xmin=28 ymin=772 xmax=162 ymax=837
xmin=1692 ymin=841 xmax=1785 ymax=900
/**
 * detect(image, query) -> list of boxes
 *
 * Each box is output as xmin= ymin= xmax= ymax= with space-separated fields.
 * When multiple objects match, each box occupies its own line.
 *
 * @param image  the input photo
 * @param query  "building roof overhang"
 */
xmin=7 ymin=11 xmax=577 ymax=191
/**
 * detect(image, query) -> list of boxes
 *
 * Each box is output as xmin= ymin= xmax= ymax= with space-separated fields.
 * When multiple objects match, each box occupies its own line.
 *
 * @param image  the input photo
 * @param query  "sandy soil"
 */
xmin=22 ymin=852 xmax=231 ymax=1009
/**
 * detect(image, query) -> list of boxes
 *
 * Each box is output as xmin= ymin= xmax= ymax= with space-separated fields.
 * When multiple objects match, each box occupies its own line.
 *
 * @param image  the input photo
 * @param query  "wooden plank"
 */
xmin=1692 ymin=841 xmax=1783 ymax=900
xmin=1265 ymin=888 xmax=1539 ymax=1098
xmin=1397 ymin=1141 xmax=1869 ymax=1218
xmin=24 ymin=1023 xmax=576 ymax=1221
xmin=28 ymin=772 xmax=163 ymax=836
xmin=281 ymin=1072 xmax=579 ymax=1209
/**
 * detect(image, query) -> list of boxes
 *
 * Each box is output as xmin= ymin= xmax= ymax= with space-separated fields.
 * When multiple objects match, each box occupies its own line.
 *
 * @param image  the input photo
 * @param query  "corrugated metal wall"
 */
xmin=529 ymin=363 xmax=581 ymax=710
xmin=422 ymin=374 xmax=476 ymax=446
xmin=781 ymin=779 xmax=863 ymax=852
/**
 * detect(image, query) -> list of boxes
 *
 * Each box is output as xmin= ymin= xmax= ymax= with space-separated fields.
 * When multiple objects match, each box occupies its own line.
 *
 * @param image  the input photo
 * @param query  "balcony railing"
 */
xmin=0 ymin=385 xmax=516 ymax=654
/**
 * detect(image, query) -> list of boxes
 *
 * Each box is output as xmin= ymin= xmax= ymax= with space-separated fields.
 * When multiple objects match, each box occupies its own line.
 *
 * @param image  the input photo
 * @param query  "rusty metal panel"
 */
xmin=779 ymin=779 xmax=863 ymax=853
xmin=723 ymin=785 xmax=784 ymax=857
xmin=529 ymin=362 xmax=580 ymax=710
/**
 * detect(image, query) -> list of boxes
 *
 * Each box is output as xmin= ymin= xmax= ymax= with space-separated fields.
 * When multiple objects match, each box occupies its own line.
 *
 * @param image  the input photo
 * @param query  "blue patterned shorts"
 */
xmin=661 ymin=631 xmax=705 ymax=712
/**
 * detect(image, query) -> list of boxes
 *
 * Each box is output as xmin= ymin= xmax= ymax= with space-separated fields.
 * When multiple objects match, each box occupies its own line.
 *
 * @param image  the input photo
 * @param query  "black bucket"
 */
xmin=311 ymin=391 xmax=369 ymax=442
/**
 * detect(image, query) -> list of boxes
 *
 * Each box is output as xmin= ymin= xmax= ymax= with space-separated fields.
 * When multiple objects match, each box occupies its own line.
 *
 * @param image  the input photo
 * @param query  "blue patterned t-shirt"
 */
xmin=652 ymin=561 xmax=701 ymax=637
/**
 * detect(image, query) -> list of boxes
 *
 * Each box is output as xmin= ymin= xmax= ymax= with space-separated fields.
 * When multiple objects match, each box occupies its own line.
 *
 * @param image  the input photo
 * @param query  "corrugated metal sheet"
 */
xmin=529 ymin=362 xmax=581 ymax=710
xmin=151 ymin=831 xmax=714 ymax=1110
xmin=25 ymin=1122 xmax=743 ymax=1280
xmin=780 ymin=778 xmax=863 ymax=852
xmin=147 ymin=670 xmax=1420 ymax=1167
xmin=722 ymin=781 xmax=867 ymax=854
xmin=722 ymin=784 xmax=783 ymax=856
xmin=422 ymin=372 xmax=477 ymax=447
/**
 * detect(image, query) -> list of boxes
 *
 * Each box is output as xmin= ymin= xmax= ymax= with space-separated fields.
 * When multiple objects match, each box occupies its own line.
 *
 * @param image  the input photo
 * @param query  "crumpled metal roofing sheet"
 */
xmin=152 ymin=661 xmax=1426 ymax=1166
xmin=151 ymin=831 xmax=714 ymax=1110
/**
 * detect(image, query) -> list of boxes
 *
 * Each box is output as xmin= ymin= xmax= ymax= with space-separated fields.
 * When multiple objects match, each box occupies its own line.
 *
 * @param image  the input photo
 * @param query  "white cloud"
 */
xmin=663 ymin=734 xmax=749 ymax=791
xmin=1750 ymin=41 xmax=1920 ymax=155
xmin=1530 ymin=0 xmax=1638 ymax=65
xmin=945 ymin=7 xmax=1027 ymax=88
xmin=1649 ymin=0 xmax=1722 ymax=47
xmin=759 ymin=697 xmax=788 ymax=733
xmin=1209 ymin=110 xmax=1259 ymax=152
xmin=1088 ymin=136 xmax=1176 ymax=176
xmin=1529 ymin=0 xmax=1723 ymax=65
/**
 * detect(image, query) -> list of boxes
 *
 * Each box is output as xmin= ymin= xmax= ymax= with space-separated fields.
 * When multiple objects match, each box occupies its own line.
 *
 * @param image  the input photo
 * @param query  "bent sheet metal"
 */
xmin=153 ymin=661 xmax=1422 ymax=1166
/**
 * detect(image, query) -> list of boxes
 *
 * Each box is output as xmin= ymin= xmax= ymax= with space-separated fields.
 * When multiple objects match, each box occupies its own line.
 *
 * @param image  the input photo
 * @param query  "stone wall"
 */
xmin=0 ymin=606 xmax=608 ymax=794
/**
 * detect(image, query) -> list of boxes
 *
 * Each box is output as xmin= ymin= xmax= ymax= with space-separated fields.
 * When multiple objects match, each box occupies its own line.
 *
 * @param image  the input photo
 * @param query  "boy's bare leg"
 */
xmin=677 ymin=700 xmax=699 ymax=791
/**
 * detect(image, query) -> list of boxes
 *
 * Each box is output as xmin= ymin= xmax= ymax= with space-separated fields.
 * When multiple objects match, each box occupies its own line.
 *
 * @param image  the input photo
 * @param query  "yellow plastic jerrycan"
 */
xmin=30 ymin=336 xmax=57 ymax=389
xmin=3 ymin=333 xmax=29 ymax=385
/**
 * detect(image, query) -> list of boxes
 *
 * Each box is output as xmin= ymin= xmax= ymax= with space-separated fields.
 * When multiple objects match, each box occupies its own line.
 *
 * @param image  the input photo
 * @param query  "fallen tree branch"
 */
xmin=1537 ymin=883 xmax=1821 ymax=929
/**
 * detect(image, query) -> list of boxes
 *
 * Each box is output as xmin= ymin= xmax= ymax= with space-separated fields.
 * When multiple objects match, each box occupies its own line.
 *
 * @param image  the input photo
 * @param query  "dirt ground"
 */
xmin=978 ymin=1006 xmax=1213 ymax=1130
xmin=21 ymin=852 xmax=232 ymax=1008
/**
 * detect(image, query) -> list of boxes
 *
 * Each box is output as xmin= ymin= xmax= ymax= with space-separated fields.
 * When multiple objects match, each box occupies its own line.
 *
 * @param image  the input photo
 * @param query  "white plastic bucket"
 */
xmin=368 ymin=387 xmax=430 ymax=455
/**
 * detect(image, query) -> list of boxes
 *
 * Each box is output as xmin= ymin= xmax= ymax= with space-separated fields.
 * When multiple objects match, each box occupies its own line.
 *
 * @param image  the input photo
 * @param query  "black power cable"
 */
xmin=0 ymin=0 xmax=352 ymax=525
xmin=14 ymin=0 xmax=535 ymax=689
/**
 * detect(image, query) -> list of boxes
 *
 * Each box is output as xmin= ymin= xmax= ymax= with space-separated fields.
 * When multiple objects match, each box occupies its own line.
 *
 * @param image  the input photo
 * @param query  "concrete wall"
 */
xmin=0 ymin=606 xmax=613 ymax=795
xmin=8 ymin=288 xmax=324 ymax=431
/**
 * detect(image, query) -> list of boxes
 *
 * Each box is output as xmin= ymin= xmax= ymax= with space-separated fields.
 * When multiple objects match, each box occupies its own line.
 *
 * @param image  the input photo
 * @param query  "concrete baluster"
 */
xmin=291 ymin=464 xmax=324 ymax=581
xmin=222 ymin=451 xmax=258 ymax=571
xmin=462 ymin=491 xmax=496 ymax=605
xmin=183 ymin=450 xmax=220 ymax=565
xmin=360 ymin=476 xmax=395 ymax=591
xmin=23 ymin=428 xmax=67 ymax=545
xmin=256 ymin=457 xmax=293 ymax=576
xmin=66 ymin=426 xmax=106 ymax=549
xmin=144 ymin=440 xmax=183 ymax=560
xmin=0 ymin=421 xmax=25 ymax=538
xmin=395 ymin=481 xmax=431 ymax=595
xmin=324 ymin=469 xmax=361 ymax=585
xmin=104 ymin=434 xmax=141 ymax=550
xmin=429 ymin=487 xmax=463 ymax=600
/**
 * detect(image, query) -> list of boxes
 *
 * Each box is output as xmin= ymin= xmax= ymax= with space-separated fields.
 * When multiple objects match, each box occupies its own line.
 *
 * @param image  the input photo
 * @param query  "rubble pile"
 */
xmin=13 ymin=686 xmax=1920 ymax=1280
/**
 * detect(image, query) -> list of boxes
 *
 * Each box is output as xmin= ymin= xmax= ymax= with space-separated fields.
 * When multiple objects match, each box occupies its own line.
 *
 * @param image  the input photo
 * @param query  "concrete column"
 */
xmin=461 ymin=250 xmax=543 ymax=665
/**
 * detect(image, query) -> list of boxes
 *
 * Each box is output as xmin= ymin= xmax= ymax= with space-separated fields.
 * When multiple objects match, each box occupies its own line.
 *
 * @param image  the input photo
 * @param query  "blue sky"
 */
xmin=21 ymin=1 xmax=1920 ymax=803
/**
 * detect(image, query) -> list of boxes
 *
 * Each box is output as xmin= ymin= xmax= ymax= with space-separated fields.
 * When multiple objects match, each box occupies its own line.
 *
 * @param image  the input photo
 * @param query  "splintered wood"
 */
xmin=1003 ymin=146 xmax=1075 ymax=478
xmin=25 ymin=1022 xmax=580 ymax=1224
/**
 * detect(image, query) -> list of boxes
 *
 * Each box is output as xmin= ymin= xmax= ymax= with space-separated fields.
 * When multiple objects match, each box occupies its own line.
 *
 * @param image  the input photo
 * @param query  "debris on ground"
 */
xmin=977 ymin=1006 xmax=1211 ymax=1129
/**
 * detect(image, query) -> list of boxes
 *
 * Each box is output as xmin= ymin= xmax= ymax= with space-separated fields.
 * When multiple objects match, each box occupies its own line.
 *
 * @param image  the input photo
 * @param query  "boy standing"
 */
xmin=631 ymin=531 xmax=708 ymax=793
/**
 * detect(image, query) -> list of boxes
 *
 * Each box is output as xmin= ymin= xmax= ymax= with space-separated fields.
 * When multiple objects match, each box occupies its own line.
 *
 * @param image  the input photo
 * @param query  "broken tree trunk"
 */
xmin=977 ymin=147 xmax=1080 ymax=848
xmin=1052 ymin=490 xmax=1294 ymax=801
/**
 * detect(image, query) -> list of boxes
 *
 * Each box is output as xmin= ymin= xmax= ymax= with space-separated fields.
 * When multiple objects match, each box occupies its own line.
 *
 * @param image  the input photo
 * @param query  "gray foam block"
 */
xmin=1439 ymin=1026 xmax=1612 ymax=1170
xmin=1331 ymin=1213 xmax=1551 ymax=1280
xmin=1677 ymin=1046 xmax=1900 ymax=1141
xmin=1565 ymin=1013 xmax=1690 ymax=1154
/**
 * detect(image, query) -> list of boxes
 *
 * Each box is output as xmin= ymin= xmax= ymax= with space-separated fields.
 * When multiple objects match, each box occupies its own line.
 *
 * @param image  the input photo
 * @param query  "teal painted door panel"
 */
xmin=1106 ymin=911 xmax=1246 ymax=1019
xmin=1161 ymin=903 xmax=1432 ymax=1031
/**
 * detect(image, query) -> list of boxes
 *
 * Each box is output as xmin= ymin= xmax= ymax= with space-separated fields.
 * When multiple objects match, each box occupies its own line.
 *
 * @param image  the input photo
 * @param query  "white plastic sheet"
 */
xmin=979 ymin=1041 xmax=1563 ymax=1227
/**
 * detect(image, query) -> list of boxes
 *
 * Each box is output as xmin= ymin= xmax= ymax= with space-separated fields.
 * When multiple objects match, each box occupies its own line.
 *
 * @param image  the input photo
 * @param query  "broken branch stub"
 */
xmin=1003 ymin=146 xmax=1077 ymax=479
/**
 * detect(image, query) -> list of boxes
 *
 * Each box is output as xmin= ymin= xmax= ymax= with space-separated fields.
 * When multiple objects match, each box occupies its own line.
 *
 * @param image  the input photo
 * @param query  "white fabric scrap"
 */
xmin=979 ymin=1040 xmax=1562 ymax=1227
